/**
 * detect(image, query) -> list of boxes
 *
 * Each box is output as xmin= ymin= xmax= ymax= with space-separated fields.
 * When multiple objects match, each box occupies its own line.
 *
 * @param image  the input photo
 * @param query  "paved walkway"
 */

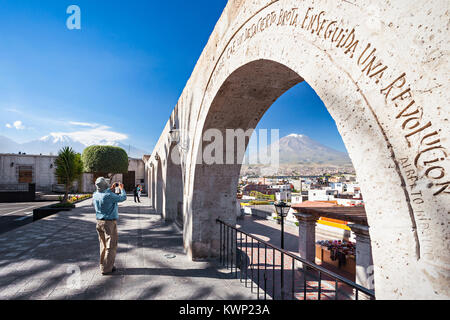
xmin=0 ymin=197 xmax=254 ymax=300
xmin=0 ymin=201 xmax=58 ymax=235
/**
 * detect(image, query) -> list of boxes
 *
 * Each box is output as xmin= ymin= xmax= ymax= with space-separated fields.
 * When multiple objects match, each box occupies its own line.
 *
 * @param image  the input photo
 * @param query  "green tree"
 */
xmin=54 ymin=147 xmax=83 ymax=202
xmin=82 ymin=145 xmax=128 ymax=182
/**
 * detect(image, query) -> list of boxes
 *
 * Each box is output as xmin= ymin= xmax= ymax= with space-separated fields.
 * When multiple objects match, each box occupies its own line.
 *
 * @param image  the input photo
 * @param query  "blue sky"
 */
xmin=0 ymin=0 xmax=347 ymax=153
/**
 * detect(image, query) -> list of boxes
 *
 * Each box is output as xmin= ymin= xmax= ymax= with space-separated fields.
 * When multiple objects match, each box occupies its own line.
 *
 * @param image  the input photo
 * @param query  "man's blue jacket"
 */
xmin=93 ymin=189 xmax=127 ymax=220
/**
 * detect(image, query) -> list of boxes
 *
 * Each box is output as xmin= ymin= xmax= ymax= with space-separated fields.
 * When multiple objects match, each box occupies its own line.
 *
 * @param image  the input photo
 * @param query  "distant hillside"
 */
xmin=242 ymin=133 xmax=353 ymax=176
xmin=0 ymin=135 xmax=20 ymax=152
xmin=276 ymin=134 xmax=351 ymax=165
xmin=0 ymin=135 xmax=149 ymax=159
xmin=256 ymin=133 xmax=351 ymax=165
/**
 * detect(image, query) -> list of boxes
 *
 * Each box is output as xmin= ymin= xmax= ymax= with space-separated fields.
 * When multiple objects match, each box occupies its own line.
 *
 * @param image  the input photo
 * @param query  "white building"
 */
xmin=291 ymin=193 xmax=303 ymax=204
xmin=269 ymin=184 xmax=291 ymax=192
xmin=300 ymin=182 xmax=311 ymax=191
xmin=275 ymin=191 xmax=291 ymax=201
xmin=344 ymin=183 xmax=360 ymax=195
xmin=328 ymin=182 xmax=362 ymax=197
xmin=0 ymin=153 xmax=147 ymax=194
xmin=308 ymin=189 xmax=338 ymax=201
xmin=0 ymin=153 xmax=58 ymax=192
xmin=329 ymin=182 xmax=345 ymax=193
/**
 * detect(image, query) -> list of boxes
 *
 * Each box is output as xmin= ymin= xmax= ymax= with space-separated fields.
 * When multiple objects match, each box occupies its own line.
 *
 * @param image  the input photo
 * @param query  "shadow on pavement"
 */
xmin=0 ymin=199 xmax=253 ymax=300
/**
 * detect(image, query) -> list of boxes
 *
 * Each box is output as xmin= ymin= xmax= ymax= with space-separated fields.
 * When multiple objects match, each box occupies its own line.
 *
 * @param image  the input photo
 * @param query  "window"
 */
xmin=18 ymin=166 xmax=33 ymax=183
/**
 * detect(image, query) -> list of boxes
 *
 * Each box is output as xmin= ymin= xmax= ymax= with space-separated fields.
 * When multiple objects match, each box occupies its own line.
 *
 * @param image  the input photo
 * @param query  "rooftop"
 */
xmin=292 ymin=202 xmax=367 ymax=225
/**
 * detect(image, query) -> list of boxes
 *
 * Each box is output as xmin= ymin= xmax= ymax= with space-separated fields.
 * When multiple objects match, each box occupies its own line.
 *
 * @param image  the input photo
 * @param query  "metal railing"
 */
xmin=0 ymin=183 xmax=29 ymax=192
xmin=217 ymin=219 xmax=375 ymax=300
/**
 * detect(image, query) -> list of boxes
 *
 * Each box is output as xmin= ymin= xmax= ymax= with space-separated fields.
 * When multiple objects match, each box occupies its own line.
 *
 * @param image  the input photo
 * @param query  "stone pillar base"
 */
xmin=185 ymin=239 xmax=221 ymax=261
xmin=294 ymin=213 xmax=319 ymax=266
xmin=349 ymin=223 xmax=375 ymax=299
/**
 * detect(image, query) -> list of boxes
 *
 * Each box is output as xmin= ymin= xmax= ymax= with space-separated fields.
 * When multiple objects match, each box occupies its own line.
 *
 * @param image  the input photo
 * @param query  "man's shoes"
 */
xmin=102 ymin=266 xmax=117 ymax=275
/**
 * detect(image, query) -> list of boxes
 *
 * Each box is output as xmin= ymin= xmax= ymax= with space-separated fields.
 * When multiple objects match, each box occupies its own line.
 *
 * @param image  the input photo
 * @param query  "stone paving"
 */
xmin=0 ymin=197 xmax=254 ymax=300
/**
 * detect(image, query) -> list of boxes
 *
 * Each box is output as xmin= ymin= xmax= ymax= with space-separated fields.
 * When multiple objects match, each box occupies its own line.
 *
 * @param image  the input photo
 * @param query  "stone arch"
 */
xmin=185 ymin=59 xmax=302 ymax=257
xmin=150 ymin=0 xmax=448 ymax=299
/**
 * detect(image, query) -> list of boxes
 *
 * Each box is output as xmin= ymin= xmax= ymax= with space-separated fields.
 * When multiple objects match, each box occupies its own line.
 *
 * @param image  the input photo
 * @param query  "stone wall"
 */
xmin=0 ymin=154 xmax=147 ymax=194
xmin=128 ymin=158 xmax=146 ymax=189
xmin=0 ymin=153 xmax=57 ymax=192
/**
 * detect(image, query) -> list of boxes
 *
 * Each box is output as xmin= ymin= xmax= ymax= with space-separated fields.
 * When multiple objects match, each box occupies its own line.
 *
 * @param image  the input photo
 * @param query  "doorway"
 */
xmin=122 ymin=171 xmax=135 ymax=192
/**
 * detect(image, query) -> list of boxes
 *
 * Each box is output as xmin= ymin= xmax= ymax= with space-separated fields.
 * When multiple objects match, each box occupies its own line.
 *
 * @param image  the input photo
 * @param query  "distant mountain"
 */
xmin=278 ymin=134 xmax=351 ymax=164
xmin=242 ymin=133 xmax=353 ymax=176
xmin=20 ymin=135 xmax=87 ymax=156
xmin=259 ymin=133 xmax=352 ymax=165
xmin=1 ymin=132 xmax=349 ymax=164
xmin=0 ymin=135 xmax=149 ymax=159
xmin=0 ymin=135 xmax=20 ymax=152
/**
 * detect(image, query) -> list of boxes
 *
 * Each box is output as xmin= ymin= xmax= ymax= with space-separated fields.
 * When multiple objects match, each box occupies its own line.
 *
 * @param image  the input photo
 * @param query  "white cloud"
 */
xmin=41 ymin=124 xmax=128 ymax=146
xmin=14 ymin=121 xmax=25 ymax=129
xmin=6 ymin=120 xmax=25 ymax=130
xmin=69 ymin=121 xmax=99 ymax=128
xmin=4 ymin=107 xmax=24 ymax=114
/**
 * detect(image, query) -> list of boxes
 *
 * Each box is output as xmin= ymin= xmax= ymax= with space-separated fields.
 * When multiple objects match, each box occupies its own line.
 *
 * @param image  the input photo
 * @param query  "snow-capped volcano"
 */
xmin=286 ymin=133 xmax=304 ymax=138
xmin=39 ymin=125 xmax=128 ymax=147
xmin=40 ymin=134 xmax=77 ymax=144
xmin=259 ymin=133 xmax=351 ymax=165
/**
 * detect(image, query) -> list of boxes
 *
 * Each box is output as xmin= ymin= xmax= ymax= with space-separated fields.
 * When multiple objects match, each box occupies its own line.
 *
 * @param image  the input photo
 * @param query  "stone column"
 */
xmin=349 ymin=223 xmax=374 ymax=299
xmin=145 ymin=164 xmax=150 ymax=197
xmin=294 ymin=213 xmax=319 ymax=268
xmin=151 ymin=167 xmax=155 ymax=208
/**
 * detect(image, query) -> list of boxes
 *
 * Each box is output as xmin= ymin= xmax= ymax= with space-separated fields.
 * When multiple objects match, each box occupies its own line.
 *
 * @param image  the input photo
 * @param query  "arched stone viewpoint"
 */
xmin=146 ymin=0 xmax=449 ymax=299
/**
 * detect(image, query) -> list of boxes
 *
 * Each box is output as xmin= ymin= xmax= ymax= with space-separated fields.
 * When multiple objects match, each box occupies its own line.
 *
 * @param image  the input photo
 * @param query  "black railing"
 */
xmin=217 ymin=219 xmax=375 ymax=300
xmin=0 ymin=183 xmax=29 ymax=192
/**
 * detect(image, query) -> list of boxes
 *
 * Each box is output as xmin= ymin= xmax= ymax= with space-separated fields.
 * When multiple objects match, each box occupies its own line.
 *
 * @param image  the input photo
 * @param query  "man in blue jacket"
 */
xmin=93 ymin=177 xmax=127 ymax=275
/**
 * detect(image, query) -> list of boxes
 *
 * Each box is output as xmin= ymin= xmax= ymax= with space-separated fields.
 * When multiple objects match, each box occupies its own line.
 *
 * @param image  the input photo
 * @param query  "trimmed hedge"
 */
xmin=82 ymin=145 xmax=128 ymax=175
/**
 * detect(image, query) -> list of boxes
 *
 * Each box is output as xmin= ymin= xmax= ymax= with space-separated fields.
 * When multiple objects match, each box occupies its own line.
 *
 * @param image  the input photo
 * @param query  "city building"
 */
xmin=0 ymin=153 xmax=147 ymax=194
xmin=241 ymin=183 xmax=274 ymax=195
xmin=289 ymin=179 xmax=303 ymax=191
xmin=308 ymin=189 xmax=338 ymax=201
xmin=269 ymin=184 xmax=291 ymax=193
xmin=0 ymin=153 xmax=58 ymax=192
xmin=291 ymin=192 xmax=304 ymax=204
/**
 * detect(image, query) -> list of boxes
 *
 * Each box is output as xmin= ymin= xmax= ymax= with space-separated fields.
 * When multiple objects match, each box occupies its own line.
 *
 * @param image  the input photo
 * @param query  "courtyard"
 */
xmin=0 ymin=197 xmax=253 ymax=300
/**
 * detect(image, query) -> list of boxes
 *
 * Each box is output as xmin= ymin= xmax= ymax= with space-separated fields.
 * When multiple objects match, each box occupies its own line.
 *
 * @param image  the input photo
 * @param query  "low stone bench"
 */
xmin=33 ymin=204 xmax=75 ymax=221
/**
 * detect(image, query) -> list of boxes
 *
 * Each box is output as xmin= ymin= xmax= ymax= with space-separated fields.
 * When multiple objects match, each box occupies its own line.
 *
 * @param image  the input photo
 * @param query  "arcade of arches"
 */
xmin=144 ymin=0 xmax=449 ymax=299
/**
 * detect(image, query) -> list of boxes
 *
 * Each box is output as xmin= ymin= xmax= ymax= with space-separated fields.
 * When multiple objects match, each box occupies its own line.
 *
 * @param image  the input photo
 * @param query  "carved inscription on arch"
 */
xmin=215 ymin=4 xmax=448 ymax=199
